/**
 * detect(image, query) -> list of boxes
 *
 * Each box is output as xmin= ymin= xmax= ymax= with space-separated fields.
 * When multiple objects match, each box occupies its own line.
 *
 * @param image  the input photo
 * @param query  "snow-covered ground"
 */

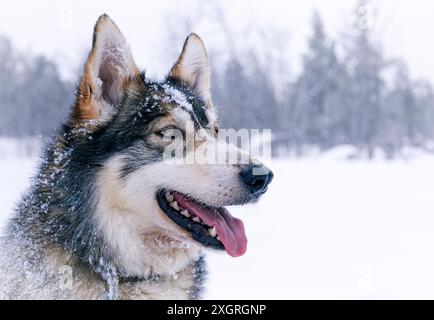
xmin=0 ymin=158 xmax=37 ymax=233
xmin=1 ymin=149 xmax=434 ymax=299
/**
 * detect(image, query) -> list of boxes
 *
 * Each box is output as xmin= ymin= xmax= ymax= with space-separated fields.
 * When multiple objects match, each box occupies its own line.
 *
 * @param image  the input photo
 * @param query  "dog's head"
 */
xmin=67 ymin=15 xmax=273 ymax=275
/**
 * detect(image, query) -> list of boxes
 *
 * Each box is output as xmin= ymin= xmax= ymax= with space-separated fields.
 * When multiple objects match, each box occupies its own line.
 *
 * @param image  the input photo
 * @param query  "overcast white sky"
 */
xmin=0 ymin=0 xmax=433 ymax=83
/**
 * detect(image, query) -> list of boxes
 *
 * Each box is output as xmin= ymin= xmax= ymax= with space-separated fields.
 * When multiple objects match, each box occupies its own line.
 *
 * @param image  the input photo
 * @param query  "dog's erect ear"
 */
xmin=73 ymin=14 xmax=138 ymax=124
xmin=169 ymin=34 xmax=211 ymax=104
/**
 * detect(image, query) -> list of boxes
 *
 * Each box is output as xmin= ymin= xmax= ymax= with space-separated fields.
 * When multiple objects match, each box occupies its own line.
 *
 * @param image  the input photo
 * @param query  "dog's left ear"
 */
xmin=169 ymin=34 xmax=211 ymax=104
xmin=72 ymin=14 xmax=138 ymax=124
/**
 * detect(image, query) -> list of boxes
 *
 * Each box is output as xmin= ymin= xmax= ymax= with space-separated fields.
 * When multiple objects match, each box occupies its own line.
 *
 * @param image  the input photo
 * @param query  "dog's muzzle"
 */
xmin=240 ymin=164 xmax=274 ymax=196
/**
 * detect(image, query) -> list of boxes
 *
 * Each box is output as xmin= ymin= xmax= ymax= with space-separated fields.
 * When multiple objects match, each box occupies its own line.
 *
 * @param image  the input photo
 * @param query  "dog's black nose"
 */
xmin=240 ymin=165 xmax=274 ymax=196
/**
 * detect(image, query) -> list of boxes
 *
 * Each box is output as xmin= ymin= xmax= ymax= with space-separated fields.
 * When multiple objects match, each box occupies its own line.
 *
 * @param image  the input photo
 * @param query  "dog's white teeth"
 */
xmin=208 ymin=226 xmax=217 ymax=237
xmin=171 ymin=201 xmax=180 ymax=211
xmin=181 ymin=210 xmax=190 ymax=218
xmin=165 ymin=192 xmax=174 ymax=202
xmin=192 ymin=217 xmax=201 ymax=223
xmin=217 ymin=236 xmax=221 ymax=241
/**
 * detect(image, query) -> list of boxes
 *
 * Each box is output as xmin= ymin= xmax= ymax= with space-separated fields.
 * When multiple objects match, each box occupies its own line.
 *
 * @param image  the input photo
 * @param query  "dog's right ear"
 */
xmin=71 ymin=14 xmax=138 ymax=126
xmin=168 ymin=34 xmax=211 ymax=105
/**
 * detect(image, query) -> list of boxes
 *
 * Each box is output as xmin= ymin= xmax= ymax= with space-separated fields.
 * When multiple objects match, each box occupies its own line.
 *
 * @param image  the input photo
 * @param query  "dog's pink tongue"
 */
xmin=172 ymin=193 xmax=247 ymax=257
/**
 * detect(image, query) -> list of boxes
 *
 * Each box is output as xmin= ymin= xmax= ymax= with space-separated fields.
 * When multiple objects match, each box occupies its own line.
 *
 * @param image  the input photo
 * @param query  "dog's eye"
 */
xmin=155 ymin=126 xmax=180 ymax=140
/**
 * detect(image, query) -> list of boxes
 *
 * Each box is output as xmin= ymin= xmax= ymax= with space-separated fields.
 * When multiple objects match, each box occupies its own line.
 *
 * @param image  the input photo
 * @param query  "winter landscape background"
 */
xmin=2 ymin=0 xmax=434 ymax=299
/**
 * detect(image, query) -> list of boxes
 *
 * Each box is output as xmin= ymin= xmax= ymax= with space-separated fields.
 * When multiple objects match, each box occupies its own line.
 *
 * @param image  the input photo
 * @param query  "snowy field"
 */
xmin=1 ymin=149 xmax=434 ymax=299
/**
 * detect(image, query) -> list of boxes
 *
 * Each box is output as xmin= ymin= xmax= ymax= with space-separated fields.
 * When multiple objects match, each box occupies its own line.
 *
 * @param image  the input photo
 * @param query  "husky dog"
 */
xmin=0 ymin=15 xmax=273 ymax=299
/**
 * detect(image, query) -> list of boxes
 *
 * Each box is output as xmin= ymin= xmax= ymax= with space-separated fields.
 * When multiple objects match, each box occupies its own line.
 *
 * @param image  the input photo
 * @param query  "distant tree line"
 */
xmin=1 ymin=1 xmax=434 ymax=158
xmin=212 ymin=4 xmax=434 ymax=158
xmin=0 ymin=36 xmax=73 ymax=137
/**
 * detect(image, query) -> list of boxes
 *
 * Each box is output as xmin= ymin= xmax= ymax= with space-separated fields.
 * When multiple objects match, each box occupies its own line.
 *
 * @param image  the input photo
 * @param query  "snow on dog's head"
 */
xmin=68 ymin=15 xmax=273 ymax=277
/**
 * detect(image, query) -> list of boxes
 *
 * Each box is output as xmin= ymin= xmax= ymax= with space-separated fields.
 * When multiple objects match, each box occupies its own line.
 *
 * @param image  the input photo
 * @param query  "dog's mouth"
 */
xmin=156 ymin=189 xmax=247 ymax=257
